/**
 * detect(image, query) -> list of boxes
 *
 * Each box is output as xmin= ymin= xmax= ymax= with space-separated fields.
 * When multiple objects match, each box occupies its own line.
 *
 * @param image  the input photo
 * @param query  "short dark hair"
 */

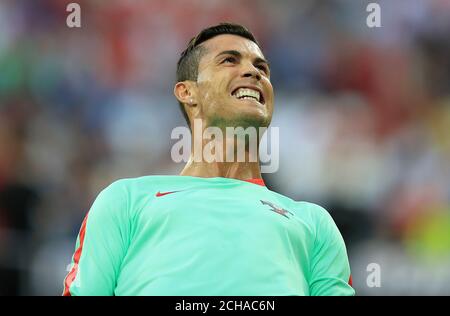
xmin=176 ymin=22 xmax=260 ymax=128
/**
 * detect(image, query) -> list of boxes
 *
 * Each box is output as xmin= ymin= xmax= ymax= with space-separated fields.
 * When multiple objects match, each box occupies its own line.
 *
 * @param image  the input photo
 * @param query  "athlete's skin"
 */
xmin=174 ymin=34 xmax=273 ymax=180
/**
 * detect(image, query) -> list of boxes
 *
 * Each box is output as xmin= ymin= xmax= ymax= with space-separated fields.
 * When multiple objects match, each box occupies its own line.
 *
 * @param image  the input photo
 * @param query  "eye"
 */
xmin=222 ymin=56 xmax=237 ymax=64
xmin=256 ymin=64 xmax=268 ymax=74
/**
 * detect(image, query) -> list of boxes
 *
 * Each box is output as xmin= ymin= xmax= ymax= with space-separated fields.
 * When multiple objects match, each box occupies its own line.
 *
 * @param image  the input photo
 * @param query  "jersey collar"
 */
xmin=243 ymin=178 xmax=266 ymax=187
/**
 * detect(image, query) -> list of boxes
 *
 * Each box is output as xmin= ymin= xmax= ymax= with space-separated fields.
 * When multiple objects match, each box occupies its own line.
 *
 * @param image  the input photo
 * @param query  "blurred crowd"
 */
xmin=0 ymin=0 xmax=449 ymax=295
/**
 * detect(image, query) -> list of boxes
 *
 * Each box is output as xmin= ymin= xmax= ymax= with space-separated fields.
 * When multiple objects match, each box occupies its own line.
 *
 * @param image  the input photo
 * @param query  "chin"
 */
xmin=209 ymin=99 xmax=272 ymax=129
xmin=239 ymin=107 xmax=271 ymax=128
xmin=229 ymin=111 xmax=271 ymax=129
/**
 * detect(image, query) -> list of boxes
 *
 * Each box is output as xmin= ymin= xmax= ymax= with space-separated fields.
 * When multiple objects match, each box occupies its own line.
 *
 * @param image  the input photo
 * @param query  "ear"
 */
xmin=174 ymin=81 xmax=197 ymax=106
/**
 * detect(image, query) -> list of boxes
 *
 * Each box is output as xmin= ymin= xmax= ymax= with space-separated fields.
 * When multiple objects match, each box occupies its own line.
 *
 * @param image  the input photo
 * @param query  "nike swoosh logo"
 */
xmin=155 ymin=191 xmax=180 ymax=197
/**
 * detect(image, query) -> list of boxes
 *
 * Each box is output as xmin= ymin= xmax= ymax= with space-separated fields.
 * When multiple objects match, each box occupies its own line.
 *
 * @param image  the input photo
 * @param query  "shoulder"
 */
xmin=291 ymin=201 xmax=345 ymax=250
xmin=267 ymin=190 xmax=338 ymax=237
xmin=293 ymin=201 xmax=334 ymax=225
xmin=85 ymin=175 xmax=181 ymax=225
xmin=95 ymin=174 xmax=191 ymax=203
xmin=267 ymin=189 xmax=333 ymax=223
xmin=292 ymin=201 xmax=337 ymax=237
xmin=101 ymin=175 xmax=181 ymax=194
xmin=91 ymin=175 xmax=177 ymax=212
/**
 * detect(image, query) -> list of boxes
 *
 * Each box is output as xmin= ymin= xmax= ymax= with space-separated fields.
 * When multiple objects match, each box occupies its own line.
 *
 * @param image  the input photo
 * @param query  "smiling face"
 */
xmin=187 ymin=34 xmax=274 ymax=129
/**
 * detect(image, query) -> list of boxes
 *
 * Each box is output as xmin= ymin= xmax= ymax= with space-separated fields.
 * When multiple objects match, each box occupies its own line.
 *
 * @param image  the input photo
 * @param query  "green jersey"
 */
xmin=63 ymin=176 xmax=354 ymax=296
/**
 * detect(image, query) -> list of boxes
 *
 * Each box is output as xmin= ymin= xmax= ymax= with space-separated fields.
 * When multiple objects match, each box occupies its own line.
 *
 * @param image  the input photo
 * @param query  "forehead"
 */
xmin=199 ymin=34 xmax=265 ymax=65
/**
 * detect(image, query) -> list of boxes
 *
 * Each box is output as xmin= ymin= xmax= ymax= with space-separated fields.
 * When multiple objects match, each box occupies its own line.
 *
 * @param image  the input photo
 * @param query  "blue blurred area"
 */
xmin=1 ymin=0 xmax=450 ymax=295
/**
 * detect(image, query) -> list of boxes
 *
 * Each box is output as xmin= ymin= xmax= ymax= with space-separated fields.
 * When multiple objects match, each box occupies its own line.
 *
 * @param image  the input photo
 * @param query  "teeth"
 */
xmin=233 ymin=88 xmax=261 ymax=102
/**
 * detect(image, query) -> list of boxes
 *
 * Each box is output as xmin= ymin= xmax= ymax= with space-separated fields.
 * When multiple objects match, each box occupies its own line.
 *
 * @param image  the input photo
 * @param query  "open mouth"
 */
xmin=231 ymin=87 xmax=265 ymax=104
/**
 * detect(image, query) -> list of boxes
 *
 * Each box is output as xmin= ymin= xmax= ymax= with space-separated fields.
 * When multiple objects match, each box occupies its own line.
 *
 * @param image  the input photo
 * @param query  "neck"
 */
xmin=181 ymin=118 xmax=265 ymax=180
xmin=180 ymin=158 xmax=262 ymax=180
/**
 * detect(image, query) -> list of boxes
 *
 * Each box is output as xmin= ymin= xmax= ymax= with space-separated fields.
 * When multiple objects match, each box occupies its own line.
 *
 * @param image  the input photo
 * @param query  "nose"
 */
xmin=241 ymin=63 xmax=261 ymax=81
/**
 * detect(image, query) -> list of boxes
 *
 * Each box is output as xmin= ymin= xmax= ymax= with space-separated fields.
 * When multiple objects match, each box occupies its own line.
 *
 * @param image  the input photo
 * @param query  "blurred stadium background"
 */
xmin=1 ymin=0 xmax=450 ymax=295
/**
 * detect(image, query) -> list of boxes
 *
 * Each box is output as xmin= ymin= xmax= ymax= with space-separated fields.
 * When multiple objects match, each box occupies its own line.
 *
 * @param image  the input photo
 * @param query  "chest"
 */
xmin=132 ymin=187 xmax=312 ymax=254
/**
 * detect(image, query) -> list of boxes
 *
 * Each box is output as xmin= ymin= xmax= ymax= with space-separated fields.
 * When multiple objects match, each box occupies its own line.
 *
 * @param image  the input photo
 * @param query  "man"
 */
xmin=63 ymin=23 xmax=355 ymax=296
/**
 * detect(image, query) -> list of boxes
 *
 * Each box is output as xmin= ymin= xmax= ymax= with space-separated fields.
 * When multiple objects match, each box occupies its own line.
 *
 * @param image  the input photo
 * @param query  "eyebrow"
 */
xmin=215 ymin=50 xmax=270 ymax=68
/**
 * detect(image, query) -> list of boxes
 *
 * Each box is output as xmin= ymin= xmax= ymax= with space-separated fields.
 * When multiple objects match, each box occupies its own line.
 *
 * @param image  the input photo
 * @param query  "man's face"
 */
xmin=195 ymin=34 xmax=274 ymax=129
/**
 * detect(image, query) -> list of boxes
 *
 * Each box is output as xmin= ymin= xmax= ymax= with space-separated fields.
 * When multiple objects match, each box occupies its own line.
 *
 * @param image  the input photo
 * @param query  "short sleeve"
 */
xmin=309 ymin=208 xmax=355 ymax=296
xmin=63 ymin=181 xmax=130 ymax=296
